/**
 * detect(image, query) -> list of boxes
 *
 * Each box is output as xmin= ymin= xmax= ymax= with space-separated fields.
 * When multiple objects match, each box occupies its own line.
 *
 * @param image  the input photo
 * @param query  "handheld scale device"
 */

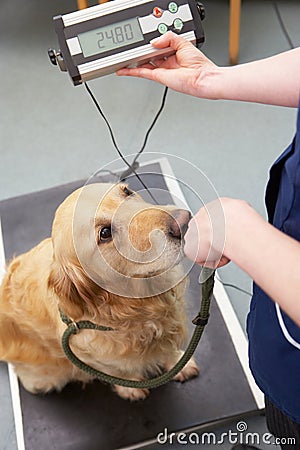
xmin=48 ymin=0 xmax=205 ymax=85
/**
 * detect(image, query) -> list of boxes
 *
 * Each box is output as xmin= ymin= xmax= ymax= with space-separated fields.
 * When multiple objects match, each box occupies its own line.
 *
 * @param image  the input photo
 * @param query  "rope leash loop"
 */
xmin=60 ymin=267 xmax=215 ymax=389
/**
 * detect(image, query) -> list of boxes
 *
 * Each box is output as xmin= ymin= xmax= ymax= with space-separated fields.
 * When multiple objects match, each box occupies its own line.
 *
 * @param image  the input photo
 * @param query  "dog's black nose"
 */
xmin=169 ymin=209 xmax=192 ymax=239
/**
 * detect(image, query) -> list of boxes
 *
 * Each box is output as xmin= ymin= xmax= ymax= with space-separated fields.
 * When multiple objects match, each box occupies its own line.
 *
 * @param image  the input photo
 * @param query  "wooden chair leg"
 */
xmin=229 ymin=0 xmax=241 ymax=65
xmin=78 ymin=0 xmax=89 ymax=9
xmin=98 ymin=0 xmax=109 ymax=3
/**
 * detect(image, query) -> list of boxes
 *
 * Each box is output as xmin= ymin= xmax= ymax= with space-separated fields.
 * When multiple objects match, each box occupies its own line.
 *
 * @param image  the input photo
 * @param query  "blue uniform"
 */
xmin=247 ymin=104 xmax=300 ymax=424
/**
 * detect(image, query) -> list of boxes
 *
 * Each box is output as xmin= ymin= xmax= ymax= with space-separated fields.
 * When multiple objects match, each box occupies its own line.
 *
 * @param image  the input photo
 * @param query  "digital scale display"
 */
xmin=48 ymin=0 xmax=205 ymax=85
xmin=78 ymin=18 xmax=144 ymax=57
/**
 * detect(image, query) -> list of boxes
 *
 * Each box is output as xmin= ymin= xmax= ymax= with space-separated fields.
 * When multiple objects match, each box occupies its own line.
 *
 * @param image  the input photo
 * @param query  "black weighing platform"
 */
xmin=0 ymin=159 xmax=263 ymax=450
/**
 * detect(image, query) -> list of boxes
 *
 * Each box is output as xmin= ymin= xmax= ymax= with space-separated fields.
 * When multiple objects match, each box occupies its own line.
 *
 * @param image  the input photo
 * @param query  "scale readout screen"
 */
xmin=78 ymin=17 xmax=144 ymax=57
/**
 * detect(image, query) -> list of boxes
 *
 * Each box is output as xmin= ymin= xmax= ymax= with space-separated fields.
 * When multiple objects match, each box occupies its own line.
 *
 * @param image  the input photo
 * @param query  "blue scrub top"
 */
xmin=247 ymin=104 xmax=300 ymax=424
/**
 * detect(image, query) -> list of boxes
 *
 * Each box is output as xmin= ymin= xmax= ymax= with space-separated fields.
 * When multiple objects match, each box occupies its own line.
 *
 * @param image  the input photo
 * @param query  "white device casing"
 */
xmin=52 ymin=0 xmax=204 ymax=84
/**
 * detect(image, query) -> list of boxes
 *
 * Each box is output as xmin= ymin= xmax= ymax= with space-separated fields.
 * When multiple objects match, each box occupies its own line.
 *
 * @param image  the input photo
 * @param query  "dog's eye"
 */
xmin=99 ymin=227 xmax=112 ymax=242
xmin=123 ymin=186 xmax=133 ymax=196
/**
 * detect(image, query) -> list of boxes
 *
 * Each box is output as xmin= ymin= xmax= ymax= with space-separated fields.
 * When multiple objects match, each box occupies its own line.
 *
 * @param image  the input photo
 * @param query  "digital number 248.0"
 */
xmin=97 ymin=24 xmax=134 ymax=49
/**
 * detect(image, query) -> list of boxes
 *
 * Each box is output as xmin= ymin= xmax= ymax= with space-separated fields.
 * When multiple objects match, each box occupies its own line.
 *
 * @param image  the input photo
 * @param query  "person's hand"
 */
xmin=184 ymin=198 xmax=256 ymax=269
xmin=117 ymin=31 xmax=217 ymax=97
xmin=184 ymin=198 xmax=230 ymax=268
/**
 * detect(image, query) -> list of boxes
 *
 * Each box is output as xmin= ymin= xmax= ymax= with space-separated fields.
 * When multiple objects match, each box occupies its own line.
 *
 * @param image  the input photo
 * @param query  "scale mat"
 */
xmin=0 ymin=159 xmax=263 ymax=450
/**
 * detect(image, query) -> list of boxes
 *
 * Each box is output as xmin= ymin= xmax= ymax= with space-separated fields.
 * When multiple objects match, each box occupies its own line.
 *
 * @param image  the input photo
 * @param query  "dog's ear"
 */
xmin=48 ymin=260 xmax=108 ymax=319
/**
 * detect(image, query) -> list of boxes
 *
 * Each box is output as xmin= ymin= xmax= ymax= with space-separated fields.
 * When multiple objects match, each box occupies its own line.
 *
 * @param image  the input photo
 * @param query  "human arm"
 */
xmin=117 ymin=31 xmax=300 ymax=107
xmin=184 ymin=198 xmax=300 ymax=326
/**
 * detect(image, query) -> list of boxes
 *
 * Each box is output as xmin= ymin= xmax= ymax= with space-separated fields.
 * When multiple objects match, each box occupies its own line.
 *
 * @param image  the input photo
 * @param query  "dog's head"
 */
xmin=49 ymin=183 xmax=191 ymax=315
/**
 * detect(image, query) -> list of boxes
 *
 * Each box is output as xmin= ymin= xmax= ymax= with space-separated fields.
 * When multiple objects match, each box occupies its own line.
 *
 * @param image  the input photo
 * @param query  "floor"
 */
xmin=1 ymin=0 xmax=300 ymax=448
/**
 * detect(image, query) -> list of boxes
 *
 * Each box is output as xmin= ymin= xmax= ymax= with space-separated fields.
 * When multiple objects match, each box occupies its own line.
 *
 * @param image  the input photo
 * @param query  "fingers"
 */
xmin=150 ymin=31 xmax=191 ymax=51
xmin=184 ymin=206 xmax=229 ymax=268
xmin=116 ymin=66 xmax=159 ymax=80
xmin=117 ymin=31 xmax=189 ymax=77
xmin=116 ymin=60 xmax=174 ymax=79
xmin=215 ymin=256 xmax=231 ymax=268
xmin=193 ymin=257 xmax=231 ymax=269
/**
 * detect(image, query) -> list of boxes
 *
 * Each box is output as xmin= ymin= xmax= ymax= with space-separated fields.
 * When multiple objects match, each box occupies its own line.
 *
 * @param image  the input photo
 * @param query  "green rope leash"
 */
xmin=60 ymin=267 xmax=215 ymax=389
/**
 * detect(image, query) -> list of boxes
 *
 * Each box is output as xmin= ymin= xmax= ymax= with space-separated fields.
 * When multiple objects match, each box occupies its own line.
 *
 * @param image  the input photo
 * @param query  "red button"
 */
xmin=153 ymin=7 xmax=163 ymax=18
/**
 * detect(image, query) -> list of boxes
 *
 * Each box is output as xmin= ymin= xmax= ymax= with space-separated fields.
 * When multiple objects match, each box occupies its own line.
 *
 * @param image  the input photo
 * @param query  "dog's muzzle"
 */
xmin=169 ymin=209 xmax=191 ymax=240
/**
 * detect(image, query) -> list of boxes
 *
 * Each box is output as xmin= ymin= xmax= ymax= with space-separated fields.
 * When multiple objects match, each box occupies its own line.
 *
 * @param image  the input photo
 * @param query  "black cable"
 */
xmin=131 ymin=86 xmax=168 ymax=167
xmin=273 ymin=2 xmax=295 ymax=50
xmin=84 ymin=82 xmax=157 ymax=203
xmin=84 ymin=82 xmax=131 ymax=172
xmin=84 ymin=82 xmax=168 ymax=204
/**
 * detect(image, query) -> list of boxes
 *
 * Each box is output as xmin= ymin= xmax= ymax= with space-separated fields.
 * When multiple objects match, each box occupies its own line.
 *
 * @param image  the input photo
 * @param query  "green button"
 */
xmin=173 ymin=18 xmax=183 ymax=31
xmin=168 ymin=2 xmax=178 ymax=13
xmin=158 ymin=23 xmax=168 ymax=34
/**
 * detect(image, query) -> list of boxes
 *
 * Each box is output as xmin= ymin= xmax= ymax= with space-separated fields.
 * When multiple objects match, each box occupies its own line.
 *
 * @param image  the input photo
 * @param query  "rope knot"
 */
xmin=59 ymin=307 xmax=79 ymax=334
xmin=69 ymin=320 xmax=79 ymax=334
xmin=192 ymin=314 xmax=210 ymax=326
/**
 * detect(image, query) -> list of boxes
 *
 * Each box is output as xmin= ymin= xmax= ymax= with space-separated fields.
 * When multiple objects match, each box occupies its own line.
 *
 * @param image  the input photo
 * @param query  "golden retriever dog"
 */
xmin=0 ymin=183 xmax=199 ymax=400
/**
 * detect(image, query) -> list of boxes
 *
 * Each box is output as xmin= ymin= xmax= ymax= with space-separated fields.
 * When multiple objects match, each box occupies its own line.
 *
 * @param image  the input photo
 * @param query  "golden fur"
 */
xmin=0 ymin=183 xmax=198 ymax=400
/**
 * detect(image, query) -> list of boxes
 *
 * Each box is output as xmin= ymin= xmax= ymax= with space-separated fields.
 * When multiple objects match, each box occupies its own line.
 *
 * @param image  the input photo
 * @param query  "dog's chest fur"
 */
xmin=70 ymin=290 xmax=188 ymax=375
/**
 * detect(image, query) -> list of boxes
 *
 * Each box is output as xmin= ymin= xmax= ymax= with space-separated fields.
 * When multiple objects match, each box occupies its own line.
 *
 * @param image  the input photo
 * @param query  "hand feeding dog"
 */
xmin=0 ymin=183 xmax=199 ymax=401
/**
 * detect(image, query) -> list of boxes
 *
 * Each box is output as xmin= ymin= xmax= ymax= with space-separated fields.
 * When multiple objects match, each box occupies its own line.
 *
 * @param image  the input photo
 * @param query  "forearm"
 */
xmin=118 ymin=32 xmax=300 ymax=105
xmin=198 ymin=48 xmax=300 ymax=107
xmin=225 ymin=201 xmax=300 ymax=325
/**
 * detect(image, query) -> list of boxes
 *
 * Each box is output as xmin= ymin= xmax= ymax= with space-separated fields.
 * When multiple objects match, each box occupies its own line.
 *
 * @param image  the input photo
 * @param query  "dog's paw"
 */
xmin=19 ymin=377 xmax=64 ymax=394
xmin=113 ymin=385 xmax=150 ymax=401
xmin=173 ymin=356 xmax=200 ymax=382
